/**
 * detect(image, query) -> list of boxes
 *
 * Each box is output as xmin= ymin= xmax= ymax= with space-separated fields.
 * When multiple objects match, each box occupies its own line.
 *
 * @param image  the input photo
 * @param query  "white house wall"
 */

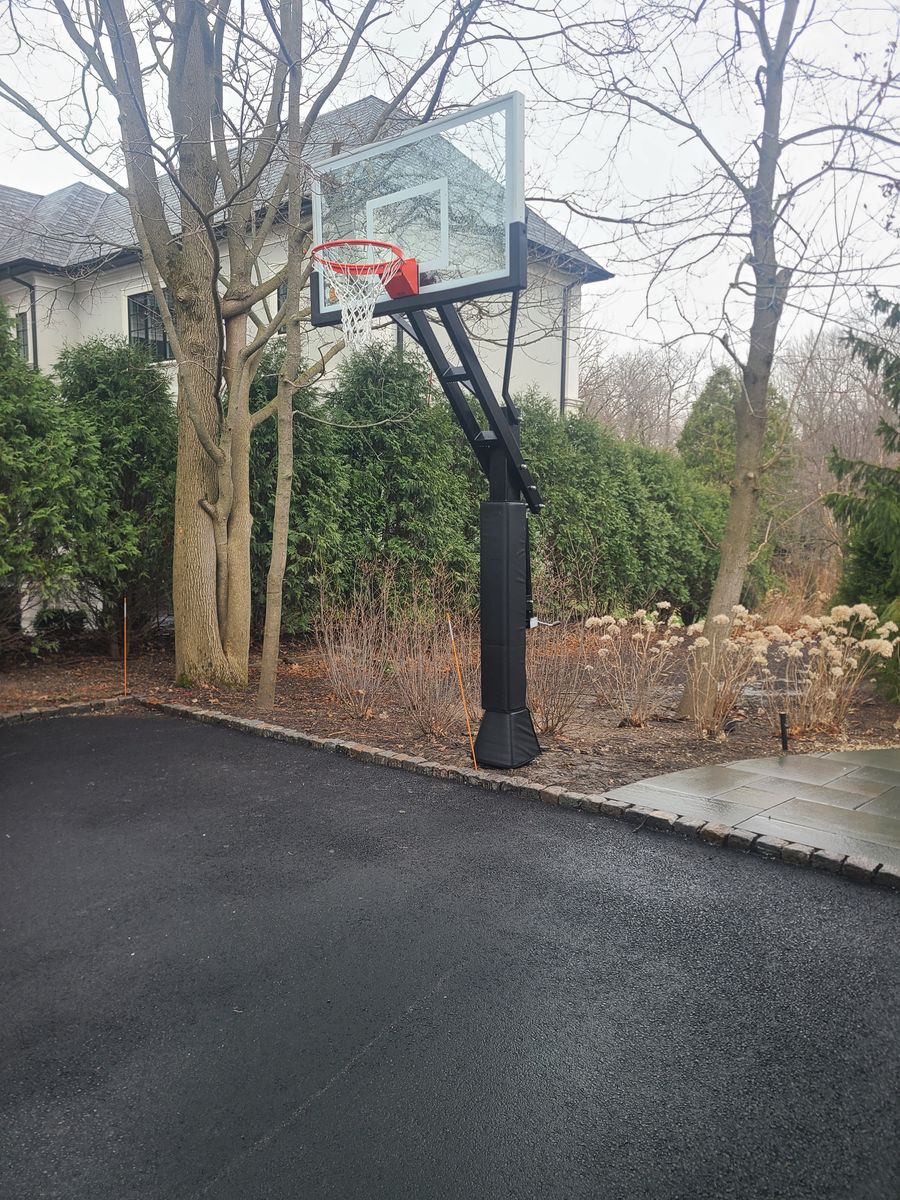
xmin=2 ymin=236 xmax=588 ymax=407
xmin=0 ymin=272 xmax=82 ymax=371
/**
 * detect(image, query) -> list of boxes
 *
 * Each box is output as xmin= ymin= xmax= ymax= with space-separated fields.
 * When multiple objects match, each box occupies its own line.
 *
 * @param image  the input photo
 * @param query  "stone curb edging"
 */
xmin=4 ymin=694 xmax=898 ymax=893
xmin=0 ymin=695 xmax=131 ymax=725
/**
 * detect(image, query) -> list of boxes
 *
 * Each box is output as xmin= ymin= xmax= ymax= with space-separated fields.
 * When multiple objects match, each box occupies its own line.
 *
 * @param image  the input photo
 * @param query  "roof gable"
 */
xmin=0 ymin=97 xmax=609 ymax=282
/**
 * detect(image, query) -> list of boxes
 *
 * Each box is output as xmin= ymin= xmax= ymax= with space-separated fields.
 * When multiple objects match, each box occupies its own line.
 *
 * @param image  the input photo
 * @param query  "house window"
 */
xmin=15 ymin=312 xmax=28 ymax=361
xmin=128 ymin=290 xmax=172 ymax=360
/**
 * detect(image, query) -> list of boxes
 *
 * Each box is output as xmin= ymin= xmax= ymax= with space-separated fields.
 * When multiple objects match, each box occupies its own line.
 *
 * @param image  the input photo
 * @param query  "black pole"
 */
xmin=779 ymin=712 xmax=789 ymax=754
xmin=399 ymin=303 xmax=542 ymax=769
xmin=474 ymin=426 xmax=541 ymax=768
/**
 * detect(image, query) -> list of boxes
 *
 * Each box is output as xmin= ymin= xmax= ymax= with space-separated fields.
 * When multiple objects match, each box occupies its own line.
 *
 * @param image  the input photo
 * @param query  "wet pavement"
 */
xmin=2 ymin=714 xmax=898 ymax=1200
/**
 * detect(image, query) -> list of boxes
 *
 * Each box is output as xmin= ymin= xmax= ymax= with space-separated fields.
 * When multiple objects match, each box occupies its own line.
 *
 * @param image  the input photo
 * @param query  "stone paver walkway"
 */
xmin=609 ymin=746 xmax=900 ymax=872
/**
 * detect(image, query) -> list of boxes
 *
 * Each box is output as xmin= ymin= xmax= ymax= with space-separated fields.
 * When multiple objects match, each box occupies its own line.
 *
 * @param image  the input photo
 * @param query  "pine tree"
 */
xmin=827 ymin=294 xmax=900 ymax=614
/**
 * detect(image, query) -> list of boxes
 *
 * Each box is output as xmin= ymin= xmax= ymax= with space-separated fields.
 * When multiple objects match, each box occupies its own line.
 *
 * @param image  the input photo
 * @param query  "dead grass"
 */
xmin=756 ymin=565 xmax=836 ymax=631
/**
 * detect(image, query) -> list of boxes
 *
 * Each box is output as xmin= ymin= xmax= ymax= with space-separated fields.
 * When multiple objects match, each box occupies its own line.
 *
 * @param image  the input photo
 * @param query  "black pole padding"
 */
xmin=779 ymin=712 xmax=789 ymax=754
xmin=474 ymin=501 xmax=541 ymax=769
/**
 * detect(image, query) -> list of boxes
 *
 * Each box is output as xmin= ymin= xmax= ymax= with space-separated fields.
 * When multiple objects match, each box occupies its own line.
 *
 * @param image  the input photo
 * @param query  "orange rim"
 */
xmin=310 ymin=238 xmax=406 ymax=277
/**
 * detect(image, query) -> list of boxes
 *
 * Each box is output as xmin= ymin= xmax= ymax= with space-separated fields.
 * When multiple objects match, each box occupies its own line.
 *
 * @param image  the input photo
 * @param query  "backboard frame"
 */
xmin=309 ymin=92 xmax=526 ymax=325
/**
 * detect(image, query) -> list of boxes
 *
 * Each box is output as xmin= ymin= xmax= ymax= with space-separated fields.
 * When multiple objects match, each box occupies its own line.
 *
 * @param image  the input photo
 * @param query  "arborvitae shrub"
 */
xmin=56 ymin=336 xmax=175 ymax=642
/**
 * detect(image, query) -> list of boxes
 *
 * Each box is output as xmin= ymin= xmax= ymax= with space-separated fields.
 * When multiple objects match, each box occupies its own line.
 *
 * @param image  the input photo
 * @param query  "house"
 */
xmin=0 ymin=97 xmax=610 ymax=411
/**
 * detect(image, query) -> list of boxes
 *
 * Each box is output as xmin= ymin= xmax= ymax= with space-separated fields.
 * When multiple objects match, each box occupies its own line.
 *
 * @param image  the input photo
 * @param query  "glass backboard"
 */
xmin=310 ymin=93 xmax=525 ymax=323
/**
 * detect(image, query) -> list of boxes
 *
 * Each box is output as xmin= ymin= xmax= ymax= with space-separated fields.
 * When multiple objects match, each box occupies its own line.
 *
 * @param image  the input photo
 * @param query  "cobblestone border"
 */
xmin=3 ymin=694 xmax=898 ymax=892
xmin=0 ymin=695 xmax=130 ymax=725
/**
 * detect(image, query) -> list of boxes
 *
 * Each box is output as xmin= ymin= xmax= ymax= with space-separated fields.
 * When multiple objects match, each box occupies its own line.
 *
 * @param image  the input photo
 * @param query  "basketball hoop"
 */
xmin=310 ymin=239 xmax=417 ymax=349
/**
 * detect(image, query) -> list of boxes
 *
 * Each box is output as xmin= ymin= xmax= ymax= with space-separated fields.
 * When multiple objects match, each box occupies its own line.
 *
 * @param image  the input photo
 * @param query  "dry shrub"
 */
xmin=526 ymin=620 xmax=587 ymax=736
xmin=453 ymin=609 xmax=480 ymax=721
xmin=756 ymin=566 xmax=835 ymax=632
xmin=317 ymin=568 xmax=392 ymax=719
xmin=587 ymin=604 xmax=681 ymax=726
xmin=525 ymin=569 xmax=588 ymax=737
xmin=685 ymin=610 xmax=764 ymax=738
xmin=389 ymin=620 xmax=459 ymax=736
xmin=758 ymin=604 xmax=898 ymax=734
xmin=756 ymin=588 xmax=811 ymax=632
xmin=387 ymin=575 xmax=477 ymax=738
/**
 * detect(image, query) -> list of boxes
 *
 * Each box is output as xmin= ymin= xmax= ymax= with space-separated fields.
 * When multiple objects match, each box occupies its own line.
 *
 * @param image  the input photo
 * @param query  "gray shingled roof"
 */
xmin=0 ymin=185 xmax=42 ymax=246
xmin=0 ymin=182 xmax=115 ymax=272
xmin=0 ymin=96 xmax=609 ymax=281
xmin=525 ymin=208 xmax=609 ymax=282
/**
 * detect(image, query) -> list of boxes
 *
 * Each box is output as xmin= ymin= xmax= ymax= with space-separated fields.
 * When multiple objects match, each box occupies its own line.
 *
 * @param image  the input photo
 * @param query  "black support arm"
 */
xmin=394 ymin=304 xmax=543 ymax=512
xmin=403 ymin=309 xmax=491 ymax=475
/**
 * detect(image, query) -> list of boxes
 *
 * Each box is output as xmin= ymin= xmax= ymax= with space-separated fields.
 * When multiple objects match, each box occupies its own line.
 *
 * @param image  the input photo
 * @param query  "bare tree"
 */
xmin=0 ymin=0 xmax=501 ymax=690
xmin=771 ymin=326 xmax=895 ymax=583
xmin=529 ymin=0 xmax=898 ymax=718
xmin=579 ymin=337 xmax=700 ymax=446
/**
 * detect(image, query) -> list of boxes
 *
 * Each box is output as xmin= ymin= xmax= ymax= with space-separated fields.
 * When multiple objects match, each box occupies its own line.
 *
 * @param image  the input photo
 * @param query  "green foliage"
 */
xmin=876 ymin=600 xmax=900 ymax=704
xmin=677 ymin=366 xmax=795 ymax=488
xmin=676 ymin=366 xmax=798 ymax=605
xmin=33 ymin=607 xmax=87 ymax=637
xmin=247 ymin=355 xmax=727 ymax=624
xmin=56 ymin=336 xmax=176 ymax=635
xmin=0 ymin=315 xmax=740 ymax=648
xmin=249 ymin=344 xmax=479 ymax=630
xmin=828 ymin=293 xmax=900 ymax=616
xmin=521 ymin=396 xmax=648 ymax=607
xmin=626 ymin=444 xmax=727 ymax=616
xmin=518 ymin=391 xmax=727 ymax=613
xmin=249 ymin=349 xmax=348 ymax=635
xmin=328 ymin=344 xmax=479 ymax=598
xmin=0 ymin=304 xmax=107 ymax=628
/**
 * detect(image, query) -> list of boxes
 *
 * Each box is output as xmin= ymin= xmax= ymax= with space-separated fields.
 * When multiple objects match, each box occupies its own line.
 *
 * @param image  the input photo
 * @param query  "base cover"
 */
xmin=474 ymin=707 xmax=541 ymax=769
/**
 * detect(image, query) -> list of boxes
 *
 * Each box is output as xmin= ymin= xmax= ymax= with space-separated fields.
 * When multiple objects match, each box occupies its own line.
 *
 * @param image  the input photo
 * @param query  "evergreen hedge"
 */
xmin=6 ymin=330 xmax=732 ymax=644
xmin=1 ymin=307 xmax=109 ymax=645
xmin=828 ymin=293 xmax=900 ymax=701
xmin=56 ymin=336 xmax=176 ymax=640
xmin=248 ymin=347 xmax=729 ymax=627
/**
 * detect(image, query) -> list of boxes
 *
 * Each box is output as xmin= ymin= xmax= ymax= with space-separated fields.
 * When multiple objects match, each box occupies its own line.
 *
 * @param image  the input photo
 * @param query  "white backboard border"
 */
xmin=310 ymin=92 xmax=526 ymax=325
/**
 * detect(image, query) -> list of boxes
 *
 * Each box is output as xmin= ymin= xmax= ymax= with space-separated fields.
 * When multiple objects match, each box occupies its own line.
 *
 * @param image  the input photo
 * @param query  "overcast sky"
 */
xmin=1 ymin=0 xmax=897 ymax=368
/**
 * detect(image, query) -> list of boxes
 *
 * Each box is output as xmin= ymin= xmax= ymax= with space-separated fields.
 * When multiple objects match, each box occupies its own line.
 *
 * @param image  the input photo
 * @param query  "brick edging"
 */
xmin=4 ymin=694 xmax=898 ymax=893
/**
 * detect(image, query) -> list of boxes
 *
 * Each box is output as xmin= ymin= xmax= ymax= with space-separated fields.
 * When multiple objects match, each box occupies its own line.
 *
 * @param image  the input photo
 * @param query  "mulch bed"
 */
xmin=1 ymin=639 xmax=898 ymax=792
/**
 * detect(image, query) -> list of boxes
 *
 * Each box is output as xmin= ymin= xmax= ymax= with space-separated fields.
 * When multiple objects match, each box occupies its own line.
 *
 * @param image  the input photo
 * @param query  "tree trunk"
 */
xmin=678 ymin=0 xmax=798 ymax=723
xmin=257 ymin=0 xmax=303 ymax=712
xmin=257 ymin=385 xmax=294 ymax=710
xmin=679 ymin=373 xmax=768 ymax=717
xmin=170 ymin=260 xmax=243 ymax=685
xmin=163 ymin=1 xmax=234 ymax=687
xmin=172 ymin=396 xmax=233 ymax=685
xmin=221 ymin=358 xmax=253 ymax=685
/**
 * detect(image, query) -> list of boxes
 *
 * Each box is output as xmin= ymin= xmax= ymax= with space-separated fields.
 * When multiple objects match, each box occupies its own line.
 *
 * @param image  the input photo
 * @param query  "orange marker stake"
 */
xmin=123 ymin=596 xmax=128 ymax=696
xmin=447 ymin=612 xmax=477 ymax=771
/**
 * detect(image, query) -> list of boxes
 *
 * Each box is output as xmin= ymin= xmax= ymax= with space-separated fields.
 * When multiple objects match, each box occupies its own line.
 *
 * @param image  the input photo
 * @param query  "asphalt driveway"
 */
xmin=1 ymin=713 xmax=898 ymax=1200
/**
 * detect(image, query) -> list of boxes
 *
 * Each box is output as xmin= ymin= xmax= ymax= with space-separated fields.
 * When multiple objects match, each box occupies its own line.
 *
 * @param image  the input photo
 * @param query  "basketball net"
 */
xmin=312 ymin=241 xmax=404 ymax=350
